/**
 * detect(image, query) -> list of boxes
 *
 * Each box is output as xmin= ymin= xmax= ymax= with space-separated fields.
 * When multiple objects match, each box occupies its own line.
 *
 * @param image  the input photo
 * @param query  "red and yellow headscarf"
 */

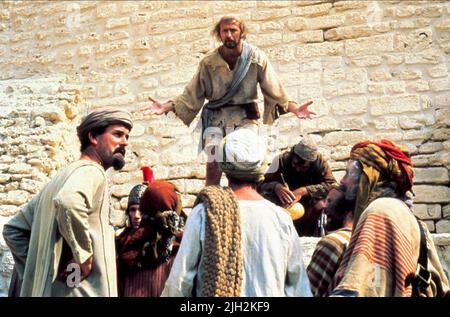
xmin=350 ymin=139 xmax=414 ymax=226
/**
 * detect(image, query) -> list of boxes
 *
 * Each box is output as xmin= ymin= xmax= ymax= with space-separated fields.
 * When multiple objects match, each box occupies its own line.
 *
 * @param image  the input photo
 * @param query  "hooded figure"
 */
xmin=116 ymin=179 xmax=184 ymax=297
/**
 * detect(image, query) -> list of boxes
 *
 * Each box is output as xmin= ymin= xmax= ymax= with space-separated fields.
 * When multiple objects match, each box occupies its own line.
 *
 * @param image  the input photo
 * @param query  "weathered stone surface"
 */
xmin=19 ymin=178 xmax=44 ymax=194
xmin=0 ymin=205 xmax=18 ymax=217
xmin=1 ymin=1 xmax=450 ymax=295
xmin=8 ymin=163 xmax=32 ymax=174
xmin=413 ymin=185 xmax=450 ymax=203
xmin=112 ymin=172 xmax=131 ymax=185
xmin=443 ymin=205 xmax=450 ymax=219
xmin=413 ymin=204 xmax=442 ymax=220
xmin=323 ymin=131 xmax=367 ymax=146
xmin=413 ymin=167 xmax=449 ymax=184
xmin=0 ymin=190 xmax=30 ymax=206
xmin=111 ymin=184 xmax=133 ymax=198
xmin=436 ymin=220 xmax=450 ymax=234
xmin=424 ymin=220 xmax=435 ymax=232
xmin=369 ymin=95 xmax=420 ymax=116
xmin=418 ymin=142 xmax=444 ymax=154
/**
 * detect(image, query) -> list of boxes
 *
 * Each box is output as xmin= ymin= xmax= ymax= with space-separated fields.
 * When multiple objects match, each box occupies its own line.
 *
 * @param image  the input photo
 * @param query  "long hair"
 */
xmin=211 ymin=16 xmax=248 ymax=41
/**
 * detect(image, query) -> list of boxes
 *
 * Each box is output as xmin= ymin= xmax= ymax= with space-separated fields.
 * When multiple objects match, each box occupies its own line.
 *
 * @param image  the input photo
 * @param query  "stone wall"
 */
xmin=0 ymin=0 xmax=449 ymax=296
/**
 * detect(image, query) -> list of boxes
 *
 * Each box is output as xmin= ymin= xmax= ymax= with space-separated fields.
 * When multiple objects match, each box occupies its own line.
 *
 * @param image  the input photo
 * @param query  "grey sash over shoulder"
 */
xmin=199 ymin=42 xmax=255 ymax=149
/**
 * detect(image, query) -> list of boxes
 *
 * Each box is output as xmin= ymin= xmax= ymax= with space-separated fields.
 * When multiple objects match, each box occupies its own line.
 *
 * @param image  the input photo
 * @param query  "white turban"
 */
xmin=219 ymin=128 xmax=266 ymax=182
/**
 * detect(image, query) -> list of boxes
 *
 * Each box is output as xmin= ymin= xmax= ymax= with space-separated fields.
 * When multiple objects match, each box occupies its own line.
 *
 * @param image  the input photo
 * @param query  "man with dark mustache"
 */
xmin=307 ymin=186 xmax=354 ymax=297
xmin=3 ymin=107 xmax=133 ymax=297
xmin=142 ymin=15 xmax=315 ymax=186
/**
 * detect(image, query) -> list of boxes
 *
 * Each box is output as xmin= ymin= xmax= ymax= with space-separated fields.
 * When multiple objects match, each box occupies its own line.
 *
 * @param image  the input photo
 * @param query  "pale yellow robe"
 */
xmin=3 ymin=160 xmax=117 ymax=297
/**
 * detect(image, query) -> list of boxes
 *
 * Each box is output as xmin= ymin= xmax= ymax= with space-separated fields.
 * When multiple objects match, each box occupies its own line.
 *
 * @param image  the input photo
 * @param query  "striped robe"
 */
xmin=331 ymin=197 xmax=450 ymax=297
xmin=120 ymin=257 xmax=176 ymax=297
xmin=307 ymin=228 xmax=352 ymax=297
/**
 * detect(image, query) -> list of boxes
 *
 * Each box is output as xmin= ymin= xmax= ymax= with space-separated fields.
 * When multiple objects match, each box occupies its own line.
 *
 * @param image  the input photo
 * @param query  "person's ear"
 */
xmin=88 ymin=132 xmax=98 ymax=146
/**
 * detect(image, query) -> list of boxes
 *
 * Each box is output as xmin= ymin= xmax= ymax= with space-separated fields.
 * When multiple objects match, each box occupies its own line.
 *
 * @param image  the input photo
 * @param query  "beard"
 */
xmin=112 ymin=154 xmax=126 ymax=170
xmin=223 ymin=39 xmax=239 ymax=49
xmin=111 ymin=146 xmax=126 ymax=170
xmin=325 ymin=193 xmax=356 ymax=232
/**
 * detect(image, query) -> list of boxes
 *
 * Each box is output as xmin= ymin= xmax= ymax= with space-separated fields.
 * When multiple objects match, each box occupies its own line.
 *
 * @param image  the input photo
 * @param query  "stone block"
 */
xmin=399 ymin=114 xmax=435 ymax=129
xmin=384 ymin=82 xmax=406 ymax=94
xmin=369 ymin=70 xmax=392 ymax=82
xmin=0 ymin=190 xmax=30 ymax=206
xmin=306 ymin=14 xmax=346 ymax=30
xmin=251 ymin=8 xmax=291 ymax=21
xmin=247 ymin=33 xmax=282 ymax=47
xmin=19 ymin=178 xmax=44 ymax=194
xmin=385 ymin=54 xmax=403 ymax=65
xmin=323 ymin=131 xmax=367 ymax=146
xmin=330 ymin=146 xmax=352 ymax=161
xmin=350 ymin=55 xmax=383 ymax=67
xmin=432 ymin=129 xmax=450 ymax=141
xmin=403 ymin=129 xmax=433 ymax=142
xmin=392 ymin=70 xmax=422 ymax=80
xmin=0 ymin=205 xmax=18 ymax=217
xmin=292 ymin=3 xmax=332 ymax=17
xmin=435 ymin=93 xmax=450 ymax=107
xmin=413 ymin=167 xmax=449 ymax=184
xmin=325 ymin=25 xmax=373 ymax=41
xmin=443 ymin=205 xmax=450 ymax=219
xmin=345 ymin=34 xmax=394 ymax=56
xmin=111 ymin=184 xmax=133 ymax=198
xmin=428 ymin=64 xmax=448 ymax=78
xmin=0 ymin=174 xmax=10 ymax=184
xmin=331 ymin=96 xmax=367 ymax=115
xmin=372 ymin=117 xmax=398 ymax=130
xmin=296 ymin=41 xmax=345 ymax=59
xmin=405 ymin=49 xmax=442 ymax=65
xmin=430 ymin=78 xmax=450 ymax=92
xmin=341 ymin=117 xmax=367 ymax=130
xmin=424 ymin=220 xmax=435 ymax=232
xmin=106 ymin=17 xmax=130 ymax=29
xmin=413 ymin=185 xmax=450 ymax=203
xmin=286 ymin=17 xmax=307 ymax=32
xmin=324 ymin=82 xmax=366 ymax=98
xmin=436 ymin=220 xmax=450 ymax=234
xmin=334 ymin=0 xmax=368 ymax=11
xmin=180 ymin=194 xmax=197 ymax=208
xmin=406 ymin=80 xmax=430 ymax=92
xmin=419 ymin=142 xmax=444 ymax=154
xmin=416 ymin=5 xmax=443 ymax=18
xmin=282 ymin=30 xmax=323 ymax=44
xmin=112 ymin=172 xmax=131 ymax=185
xmin=413 ymin=204 xmax=442 ymax=220
xmin=369 ymin=95 xmax=420 ymax=116
xmin=435 ymin=19 xmax=450 ymax=31
xmin=96 ymin=3 xmax=117 ymax=19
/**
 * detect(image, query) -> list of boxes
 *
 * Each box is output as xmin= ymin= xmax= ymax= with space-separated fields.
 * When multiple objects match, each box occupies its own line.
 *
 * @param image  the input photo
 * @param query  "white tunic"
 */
xmin=162 ymin=199 xmax=312 ymax=297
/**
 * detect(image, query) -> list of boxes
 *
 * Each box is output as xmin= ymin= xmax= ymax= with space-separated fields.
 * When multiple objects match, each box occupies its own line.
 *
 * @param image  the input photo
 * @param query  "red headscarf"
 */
xmin=350 ymin=139 xmax=414 ymax=195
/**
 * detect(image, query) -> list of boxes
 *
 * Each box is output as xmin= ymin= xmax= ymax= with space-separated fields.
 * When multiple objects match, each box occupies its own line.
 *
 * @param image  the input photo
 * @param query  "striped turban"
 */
xmin=350 ymin=139 xmax=414 ymax=226
xmin=77 ymin=107 xmax=133 ymax=144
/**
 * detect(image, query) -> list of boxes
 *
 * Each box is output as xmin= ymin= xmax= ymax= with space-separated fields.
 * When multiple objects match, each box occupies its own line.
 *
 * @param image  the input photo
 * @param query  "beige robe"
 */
xmin=173 ymin=44 xmax=292 ymax=127
xmin=3 ymin=160 xmax=117 ymax=297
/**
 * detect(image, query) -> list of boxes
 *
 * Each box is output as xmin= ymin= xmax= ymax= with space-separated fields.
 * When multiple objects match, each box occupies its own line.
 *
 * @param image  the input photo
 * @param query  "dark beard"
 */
xmin=223 ymin=39 xmax=238 ymax=49
xmin=112 ymin=155 xmax=125 ymax=170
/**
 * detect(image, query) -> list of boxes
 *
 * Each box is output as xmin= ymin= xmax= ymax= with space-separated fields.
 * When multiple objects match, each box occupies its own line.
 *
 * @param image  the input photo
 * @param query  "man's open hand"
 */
xmin=288 ymin=100 xmax=316 ymax=119
xmin=140 ymin=97 xmax=173 ymax=115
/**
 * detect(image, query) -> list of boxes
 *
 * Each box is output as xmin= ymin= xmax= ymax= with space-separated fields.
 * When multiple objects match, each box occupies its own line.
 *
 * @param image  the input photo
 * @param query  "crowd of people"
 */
xmin=2 ymin=15 xmax=449 ymax=297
